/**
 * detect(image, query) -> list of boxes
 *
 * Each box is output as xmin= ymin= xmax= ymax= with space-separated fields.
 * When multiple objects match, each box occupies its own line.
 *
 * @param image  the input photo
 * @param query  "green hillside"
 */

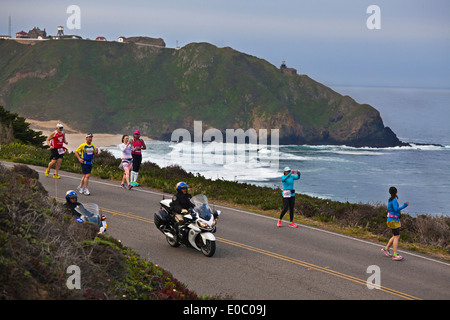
xmin=0 ymin=39 xmax=403 ymax=147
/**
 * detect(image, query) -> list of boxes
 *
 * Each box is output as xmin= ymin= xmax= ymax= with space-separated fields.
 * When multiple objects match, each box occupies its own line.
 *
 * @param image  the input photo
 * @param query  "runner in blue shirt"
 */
xmin=382 ymin=186 xmax=409 ymax=260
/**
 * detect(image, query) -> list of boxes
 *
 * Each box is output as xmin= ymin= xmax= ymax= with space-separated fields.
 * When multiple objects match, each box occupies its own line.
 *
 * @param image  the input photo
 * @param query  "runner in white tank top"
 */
xmin=119 ymin=135 xmax=133 ymax=189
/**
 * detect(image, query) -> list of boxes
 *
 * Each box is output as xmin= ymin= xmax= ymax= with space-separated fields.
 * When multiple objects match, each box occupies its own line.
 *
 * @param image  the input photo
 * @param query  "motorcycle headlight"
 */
xmin=198 ymin=221 xmax=209 ymax=228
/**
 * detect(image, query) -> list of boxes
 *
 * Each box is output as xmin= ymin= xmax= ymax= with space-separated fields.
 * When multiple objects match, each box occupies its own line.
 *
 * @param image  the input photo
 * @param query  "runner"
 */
xmin=75 ymin=133 xmax=98 ymax=196
xmin=45 ymin=123 xmax=68 ymax=179
xmin=277 ymin=167 xmax=300 ymax=228
xmin=382 ymin=186 xmax=409 ymax=261
xmin=119 ymin=134 xmax=133 ymax=189
xmin=130 ymin=130 xmax=146 ymax=186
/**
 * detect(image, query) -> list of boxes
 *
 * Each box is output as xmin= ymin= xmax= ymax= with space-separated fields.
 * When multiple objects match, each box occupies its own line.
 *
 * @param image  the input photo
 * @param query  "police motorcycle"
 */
xmin=66 ymin=190 xmax=107 ymax=234
xmin=74 ymin=203 xmax=107 ymax=234
xmin=154 ymin=194 xmax=221 ymax=257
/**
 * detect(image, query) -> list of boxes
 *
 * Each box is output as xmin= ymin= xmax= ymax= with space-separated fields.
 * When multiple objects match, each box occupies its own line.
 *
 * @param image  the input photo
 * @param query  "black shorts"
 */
xmin=392 ymin=228 xmax=400 ymax=236
xmin=50 ymin=148 xmax=64 ymax=160
xmin=81 ymin=164 xmax=92 ymax=175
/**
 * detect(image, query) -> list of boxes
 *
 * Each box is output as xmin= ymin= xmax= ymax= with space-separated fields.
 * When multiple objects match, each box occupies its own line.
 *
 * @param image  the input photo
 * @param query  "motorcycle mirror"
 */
xmin=101 ymin=216 xmax=107 ymax=221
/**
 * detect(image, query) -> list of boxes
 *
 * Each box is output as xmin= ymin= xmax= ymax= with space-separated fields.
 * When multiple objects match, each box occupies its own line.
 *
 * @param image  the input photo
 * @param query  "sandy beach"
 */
xmin=26 ymin=119 xmax=153 ymax=152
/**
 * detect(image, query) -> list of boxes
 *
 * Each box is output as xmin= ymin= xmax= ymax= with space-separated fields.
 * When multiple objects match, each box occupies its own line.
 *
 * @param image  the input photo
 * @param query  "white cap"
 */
xmin=56 ymin=123 xmax=63 ymax=128
xmin=283 ymin=166 xmax=291 ymax=172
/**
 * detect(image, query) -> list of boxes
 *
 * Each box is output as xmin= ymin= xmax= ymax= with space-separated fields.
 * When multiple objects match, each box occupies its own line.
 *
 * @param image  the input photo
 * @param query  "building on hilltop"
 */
xmin=96 ymin=36 xmax=106 ymax=41
xmin=118 ymin=36 xmax=126 ymax=42
xmin=28 ymin=27 xmax=47 ymax=39
xmin=280 ymin=59 xmax=297 ymax=75
xmin=15 ymin=30 xmax=29 ymax=38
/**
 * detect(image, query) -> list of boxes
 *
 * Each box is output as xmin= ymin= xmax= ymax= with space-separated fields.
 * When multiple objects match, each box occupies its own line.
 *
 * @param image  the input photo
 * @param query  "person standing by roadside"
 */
xmin=130 ymin=130 xmax=146 ymax=186
xmin=75 ymin=133 xmax=98 ymax=196
xmin=277 ymin=167 xmax=300 ymax=228
xmin=45 ymin=123 xmax=68 ymax=179
xmin=382 ymin=186 xmax=409 ymax=261
xmin=119 ymin=134 xmax=133 ymax=189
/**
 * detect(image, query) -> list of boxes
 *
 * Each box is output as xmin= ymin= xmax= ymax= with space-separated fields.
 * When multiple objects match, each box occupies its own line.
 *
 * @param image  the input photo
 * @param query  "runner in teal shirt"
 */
xmin=278 ymin=167 xmax=300 ymax=228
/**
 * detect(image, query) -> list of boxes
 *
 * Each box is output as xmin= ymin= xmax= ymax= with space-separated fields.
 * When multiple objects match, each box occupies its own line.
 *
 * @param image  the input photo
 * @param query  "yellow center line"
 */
xmin=58 ymin=198 xmax=422 ymax=300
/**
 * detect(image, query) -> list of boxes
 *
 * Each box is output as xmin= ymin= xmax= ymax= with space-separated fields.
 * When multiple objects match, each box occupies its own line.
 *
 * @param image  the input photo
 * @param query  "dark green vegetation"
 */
xmin=0 ymin=163 xmax=200 ymax=299
xmin=0 ymin=106 xmax=46 ymax=147
xmin=1 ymin=143 xmax=448 ymax=259
xmin=0 ymin=39 xmax=402 ymax=147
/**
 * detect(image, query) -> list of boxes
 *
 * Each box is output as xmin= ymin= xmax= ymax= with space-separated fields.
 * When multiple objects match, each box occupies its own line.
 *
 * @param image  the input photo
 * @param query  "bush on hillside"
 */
xmin=0 ymin=163 xmax=199 ymax=300
xmin=0 ymin=106 xmax=47 ymax=147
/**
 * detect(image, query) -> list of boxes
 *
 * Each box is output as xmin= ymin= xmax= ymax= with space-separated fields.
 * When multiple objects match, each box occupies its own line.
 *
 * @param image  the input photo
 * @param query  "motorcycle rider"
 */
xmin=64 ymin=190 xmax=82 ymax=218
xmin=170 ymin=181 xmax=195 ymax=225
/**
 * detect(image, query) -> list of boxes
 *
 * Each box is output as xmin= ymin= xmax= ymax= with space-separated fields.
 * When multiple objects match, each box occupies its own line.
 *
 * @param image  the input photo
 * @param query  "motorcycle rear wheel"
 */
xmin=166 ymin=235 xmax=180 ymax=247
xmin=201 ymin=240 xmax=216 ymax=257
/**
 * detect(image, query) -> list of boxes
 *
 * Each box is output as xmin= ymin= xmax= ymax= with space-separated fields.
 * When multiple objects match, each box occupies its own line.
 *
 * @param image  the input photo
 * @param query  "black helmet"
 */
xmin=65 ymin=190 xmax=78 ymax=203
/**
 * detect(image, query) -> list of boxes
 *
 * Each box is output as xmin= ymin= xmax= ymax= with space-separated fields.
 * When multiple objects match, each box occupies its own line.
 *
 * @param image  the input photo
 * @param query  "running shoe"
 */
xmin=128 ymin=184 xmax=133 ymax=190
xmin=381 ymin=247 xmax=392 ymax=257
xmin=84 ymin=188 xmax=90 ymax=196
xmin=45 ymin=169 xmax=50 ymax=177
xmin=392 ymin=254 xmax=404 ymax=261
xmin=52 ymin=174 xmax=61 ymax=179
xmin=288 ymin=222 xmax=298 ymax=228
xmin=77 ymin=185 xmax=84 ymax=193
xmin=121 ymin=184 xmax=127 ymax=189
xmin=277 ymin=220 xmax=282 ymax=227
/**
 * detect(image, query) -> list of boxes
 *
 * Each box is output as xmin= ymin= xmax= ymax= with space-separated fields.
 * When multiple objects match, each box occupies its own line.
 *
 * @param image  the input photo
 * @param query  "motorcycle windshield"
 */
xmin=191 ymin=194 xmax=212 ymax=220
xmin=74 ymin=203 xmax=100 ymax=225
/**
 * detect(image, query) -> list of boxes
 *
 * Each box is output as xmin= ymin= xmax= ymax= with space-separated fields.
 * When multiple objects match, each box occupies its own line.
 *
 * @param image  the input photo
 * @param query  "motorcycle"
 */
xmin=154 ymin=194 xmax=221 ymax=257
xmin=74 ymin=203 xmax=107 ymax=234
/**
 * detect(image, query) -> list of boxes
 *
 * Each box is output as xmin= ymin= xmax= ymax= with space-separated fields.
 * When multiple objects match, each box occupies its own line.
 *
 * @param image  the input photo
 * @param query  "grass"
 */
xmin=1 ymin=142 xmax=449 ymax=261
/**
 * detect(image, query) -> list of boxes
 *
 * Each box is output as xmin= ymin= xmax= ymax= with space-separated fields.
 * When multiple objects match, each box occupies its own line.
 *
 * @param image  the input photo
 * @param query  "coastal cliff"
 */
xmin=0 ymin=39 xmax=403 ymax=147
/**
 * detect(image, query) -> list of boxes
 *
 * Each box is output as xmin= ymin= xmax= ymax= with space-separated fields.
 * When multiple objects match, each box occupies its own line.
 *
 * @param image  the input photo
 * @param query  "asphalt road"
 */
xmin=4 ymin=161 xmax=449 ymax=300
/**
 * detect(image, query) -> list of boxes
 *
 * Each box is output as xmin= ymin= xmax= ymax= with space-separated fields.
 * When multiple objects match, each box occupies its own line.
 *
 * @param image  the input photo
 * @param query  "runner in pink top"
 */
xmin=130 ymin=130 xmax=146 ymax=186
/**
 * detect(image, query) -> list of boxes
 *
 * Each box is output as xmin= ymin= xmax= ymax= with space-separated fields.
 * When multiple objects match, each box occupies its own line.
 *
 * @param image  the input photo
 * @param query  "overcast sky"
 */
xmin=2 ymin=0 xmax=449 ymax=88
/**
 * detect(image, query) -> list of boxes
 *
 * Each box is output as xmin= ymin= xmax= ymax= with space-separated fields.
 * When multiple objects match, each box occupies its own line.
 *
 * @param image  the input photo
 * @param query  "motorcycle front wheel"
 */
xmin=201 ymin=240 xmax=216 ymax=257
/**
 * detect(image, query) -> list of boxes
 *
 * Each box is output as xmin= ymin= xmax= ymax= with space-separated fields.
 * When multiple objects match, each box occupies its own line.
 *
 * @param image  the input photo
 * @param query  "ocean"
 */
xmin=105 ymin=86 xmax=450 ymax=216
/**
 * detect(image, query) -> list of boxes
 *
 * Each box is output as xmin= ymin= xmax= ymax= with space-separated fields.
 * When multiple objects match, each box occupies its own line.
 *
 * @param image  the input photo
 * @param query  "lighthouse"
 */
xmin=56 ymin=26 xmax=64 ymax=38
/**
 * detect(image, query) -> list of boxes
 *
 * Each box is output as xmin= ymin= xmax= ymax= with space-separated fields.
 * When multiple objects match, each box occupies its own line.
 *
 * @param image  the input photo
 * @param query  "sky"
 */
xmin=2 ymin=0 xmax=449 ymax=88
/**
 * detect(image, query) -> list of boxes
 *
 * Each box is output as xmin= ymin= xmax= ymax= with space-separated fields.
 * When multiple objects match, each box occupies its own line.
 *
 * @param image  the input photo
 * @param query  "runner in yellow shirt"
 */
xmin=75 ymin=133 xmax=98 ymax=195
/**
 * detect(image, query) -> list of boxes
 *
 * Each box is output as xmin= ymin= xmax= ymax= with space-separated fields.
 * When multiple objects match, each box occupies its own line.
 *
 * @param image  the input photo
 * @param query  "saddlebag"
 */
xmin=154 ymin=209 xmax=171 ymax=228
